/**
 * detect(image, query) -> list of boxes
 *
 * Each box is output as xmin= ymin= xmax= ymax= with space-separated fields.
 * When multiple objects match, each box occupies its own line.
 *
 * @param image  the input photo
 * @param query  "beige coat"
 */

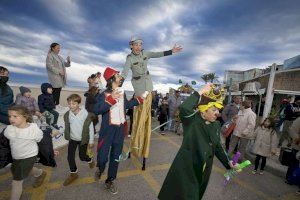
xmin=46 ymin=52 xmax=71 ymax=88
xmin=252 ymin=126 xmax=277 ymax=157
xmin=233 ymin=108 xmax=256 ymax=139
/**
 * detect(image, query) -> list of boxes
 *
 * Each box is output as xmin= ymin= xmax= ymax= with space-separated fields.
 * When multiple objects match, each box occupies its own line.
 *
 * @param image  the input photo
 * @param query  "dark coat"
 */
xmin=38 ymin=127 xmax=56 ymax=167
xmin=84 ymin=91 xmax=98 ymax=113
xmin=158 ymin=104 xmax=169 ymax=122
xmin=0 ymin=128 xmax=12 ymax=169
xmin=158 ymin=92 xmax=231 ymax=200
xmin=38 ymin=83 xmax=55 ymax=113
xmin=0 ymin=84 xmax=14 ymax=124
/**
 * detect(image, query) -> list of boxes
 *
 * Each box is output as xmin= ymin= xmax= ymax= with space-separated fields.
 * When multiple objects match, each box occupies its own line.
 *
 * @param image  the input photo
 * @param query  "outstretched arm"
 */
xmin=146 ymin=44 xmax=183 ymax=58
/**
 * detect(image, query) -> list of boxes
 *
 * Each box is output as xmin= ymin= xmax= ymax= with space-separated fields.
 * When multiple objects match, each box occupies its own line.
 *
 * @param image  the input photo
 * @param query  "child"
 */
xmin=15 ymin=86 xmax=41 ymax=117
xmin=84 ymin=86 xmax=100 ymax=135
xmin=252 ymin=117 xmax=278 ymax=174
xmin=38 ymin=83 xmax=59 ymax=129
xmin=157 ymin=97 xmax=169 ymax=134
xmin=4 ymin=105 xmax=47 ymax=200
xmin=0 ymin=66 xmax=14 ymax=125
xmin=63 ymin=94 xmax=95 ymax=186
xmin=94 ymin=67 xmax=144 ymax=194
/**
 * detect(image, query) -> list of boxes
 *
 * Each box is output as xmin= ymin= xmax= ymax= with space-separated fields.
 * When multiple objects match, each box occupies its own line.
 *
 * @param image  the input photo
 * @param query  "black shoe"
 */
xmin=105 ymin=180 xmax=118 ymax=194
xmin=94 ymin=169 xmax=102 ymax=181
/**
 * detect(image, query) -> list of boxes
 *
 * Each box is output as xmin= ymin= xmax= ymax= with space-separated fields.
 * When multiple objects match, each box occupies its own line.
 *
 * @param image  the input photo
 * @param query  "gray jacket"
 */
xmin=222 ymin=103 xmax=239 ymax=122
xmin=121 ymin=50 xmax=171 ymax=96
xmin=168 ymin=95 xmax=182 ymax=117
xmin=46 ymin=52 xmax=71 ymax=88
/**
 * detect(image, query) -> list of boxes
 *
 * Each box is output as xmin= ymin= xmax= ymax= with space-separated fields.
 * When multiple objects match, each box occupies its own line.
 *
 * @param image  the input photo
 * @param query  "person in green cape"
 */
xmin=158 ymin=83 xmax=237 ymax=200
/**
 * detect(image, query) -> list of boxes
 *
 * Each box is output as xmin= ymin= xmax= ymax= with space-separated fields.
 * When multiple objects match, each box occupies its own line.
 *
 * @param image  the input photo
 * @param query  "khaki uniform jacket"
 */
xmin=121 ymin=50 xmax=171 ymax=96
xmin=46 ymin=52 xmax=71 ymax=88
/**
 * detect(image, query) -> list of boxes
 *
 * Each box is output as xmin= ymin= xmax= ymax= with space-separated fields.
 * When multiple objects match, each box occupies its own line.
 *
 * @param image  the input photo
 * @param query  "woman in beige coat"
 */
xmin=46 ymin=43 xmax=71 ymax=106
xmin=229 ymin=100 xmax=256 ymax=160
xmin=252 ymin=118 xmax=278 ymax=174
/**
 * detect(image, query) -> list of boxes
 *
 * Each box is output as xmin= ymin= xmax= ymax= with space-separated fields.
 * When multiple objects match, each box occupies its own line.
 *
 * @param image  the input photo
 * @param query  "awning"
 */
xmin=273 ymin=90 xmax=300 ymax=95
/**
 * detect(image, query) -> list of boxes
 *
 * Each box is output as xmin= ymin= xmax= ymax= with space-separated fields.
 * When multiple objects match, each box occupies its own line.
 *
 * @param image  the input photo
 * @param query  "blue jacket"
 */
xmin=0 ymin=84 xmax=14 ymax=124
xmin=38 ymin=83 xmax=55 ymax=113
xmin=94 ymin=90 xmax=142 ymax=140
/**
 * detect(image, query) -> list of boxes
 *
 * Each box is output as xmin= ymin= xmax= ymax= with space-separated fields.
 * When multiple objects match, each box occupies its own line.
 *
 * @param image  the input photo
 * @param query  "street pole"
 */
xmin=263 ymin=63 xmax=276 ymax=120
xmin=228 ymin=78 xmax=232 ymax=104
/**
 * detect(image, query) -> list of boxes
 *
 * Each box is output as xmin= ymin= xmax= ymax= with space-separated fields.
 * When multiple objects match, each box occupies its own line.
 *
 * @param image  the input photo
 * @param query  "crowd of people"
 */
xmin=148 ymin=88 xmax=300 ymax=196
xmin=0 ymin=38 xmax=299 ymax=200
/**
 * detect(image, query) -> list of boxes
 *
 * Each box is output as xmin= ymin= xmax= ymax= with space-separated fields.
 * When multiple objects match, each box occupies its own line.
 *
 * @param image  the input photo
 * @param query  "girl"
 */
xmin=252 ymin=117 xmax=278 ymax=175
xmin=4 ymin=105 xmax=46 ymax=200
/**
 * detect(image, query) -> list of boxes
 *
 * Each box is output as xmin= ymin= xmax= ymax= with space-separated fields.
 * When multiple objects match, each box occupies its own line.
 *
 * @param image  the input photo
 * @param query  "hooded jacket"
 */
xmin=38 ymin=83 xmax=55 ymax=113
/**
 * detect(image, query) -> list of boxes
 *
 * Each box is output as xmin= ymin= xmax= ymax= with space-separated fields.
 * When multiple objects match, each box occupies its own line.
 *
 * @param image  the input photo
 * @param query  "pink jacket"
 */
xmin=233 ymin=108 xmax=256 ymax=139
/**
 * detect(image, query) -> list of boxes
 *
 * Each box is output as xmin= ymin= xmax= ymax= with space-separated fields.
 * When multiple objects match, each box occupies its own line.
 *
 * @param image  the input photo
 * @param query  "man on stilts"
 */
xmin=121 ymin=36 xmax=182 ymax=170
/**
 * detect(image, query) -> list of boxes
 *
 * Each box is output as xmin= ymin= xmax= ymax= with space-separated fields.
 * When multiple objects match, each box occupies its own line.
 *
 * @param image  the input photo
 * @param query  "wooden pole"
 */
xmin=263 ymin=63 xmax=276 ymax=120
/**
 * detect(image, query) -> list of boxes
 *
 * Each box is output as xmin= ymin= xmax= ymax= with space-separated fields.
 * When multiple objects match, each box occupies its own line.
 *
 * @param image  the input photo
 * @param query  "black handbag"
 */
xmin=279 ymin=147 xmax=294 ymax=166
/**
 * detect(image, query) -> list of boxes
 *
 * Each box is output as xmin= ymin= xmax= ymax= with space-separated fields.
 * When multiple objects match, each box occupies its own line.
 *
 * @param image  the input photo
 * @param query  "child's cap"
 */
xmin=19 ymin=86 xmax=31 ymax=95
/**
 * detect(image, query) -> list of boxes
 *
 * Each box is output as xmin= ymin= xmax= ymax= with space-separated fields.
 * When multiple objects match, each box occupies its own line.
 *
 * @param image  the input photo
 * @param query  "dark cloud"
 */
xmin=0 ymin=0 xmax=299 ymax=91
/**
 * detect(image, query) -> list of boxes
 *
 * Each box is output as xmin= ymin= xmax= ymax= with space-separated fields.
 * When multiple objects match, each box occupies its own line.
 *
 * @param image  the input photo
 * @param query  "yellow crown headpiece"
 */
xmin=198 ymin=85 xmax=225 ymax=112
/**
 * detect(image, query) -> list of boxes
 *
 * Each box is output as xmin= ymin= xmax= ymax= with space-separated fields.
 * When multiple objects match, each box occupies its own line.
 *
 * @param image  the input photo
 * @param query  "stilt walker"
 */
xmin=121 ymin=36 xmax=182 ymax=170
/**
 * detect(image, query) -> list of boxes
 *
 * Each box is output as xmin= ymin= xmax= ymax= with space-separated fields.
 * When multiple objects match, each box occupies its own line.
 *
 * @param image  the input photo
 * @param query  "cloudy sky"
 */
xmin=1 ymin=0 xmax=300 ymax=93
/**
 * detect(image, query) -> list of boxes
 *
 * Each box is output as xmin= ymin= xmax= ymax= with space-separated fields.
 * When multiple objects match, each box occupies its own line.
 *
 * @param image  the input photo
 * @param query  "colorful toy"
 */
xmin=224 ymin=160 xmax=251 ymax=185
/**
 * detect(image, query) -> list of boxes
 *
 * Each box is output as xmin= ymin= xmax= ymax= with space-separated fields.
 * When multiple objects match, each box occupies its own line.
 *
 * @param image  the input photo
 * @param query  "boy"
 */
xmin=94 ymin=67 xmax=144 ymax=194
xmin=38 ymin=83 xmax=59 ymax=129
xmin=63 ymin=94 xmax=95 ymax=186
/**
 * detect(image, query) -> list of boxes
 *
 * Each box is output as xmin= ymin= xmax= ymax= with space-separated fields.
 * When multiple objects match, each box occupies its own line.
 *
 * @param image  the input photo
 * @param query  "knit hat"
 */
xmin=103 ymin=67 xmax=119 ymax=81
xmin=19 ymin=86 xmax=31 ymax=95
